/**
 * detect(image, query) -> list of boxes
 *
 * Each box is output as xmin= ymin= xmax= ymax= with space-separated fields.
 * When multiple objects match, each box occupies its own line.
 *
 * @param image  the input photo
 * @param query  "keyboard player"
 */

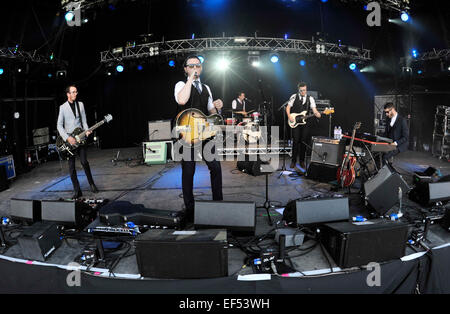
xmin=382 ymin=102 xmax=409 ymax=165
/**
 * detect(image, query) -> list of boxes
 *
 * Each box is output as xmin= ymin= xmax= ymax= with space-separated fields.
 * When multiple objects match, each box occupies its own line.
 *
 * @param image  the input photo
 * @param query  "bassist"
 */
xmin=57 ymin=85 xmax=98 ymax=199
xmin=286 ymin=82 xmax=321 ymax=170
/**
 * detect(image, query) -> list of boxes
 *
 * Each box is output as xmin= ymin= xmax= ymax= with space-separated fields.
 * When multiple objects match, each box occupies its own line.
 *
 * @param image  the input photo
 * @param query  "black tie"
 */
xmin=193 ymin=81 xmax=201 ymax=94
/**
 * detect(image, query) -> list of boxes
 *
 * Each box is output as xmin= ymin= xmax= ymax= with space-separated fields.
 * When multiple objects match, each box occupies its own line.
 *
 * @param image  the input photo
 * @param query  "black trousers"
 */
xmin=181 ymin=143 xmax=223 ymax=211
xmin=291 ymin=124 xmax=310 ymax=163
xmin=382 ymin=148 xmax=400 ymax=166
xmin=68 ymin=146 xmax=95 ymax=192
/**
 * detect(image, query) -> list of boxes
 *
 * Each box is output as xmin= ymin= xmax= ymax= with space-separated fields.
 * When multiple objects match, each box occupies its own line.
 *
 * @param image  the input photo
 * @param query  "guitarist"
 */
xmin=174 ymin=55 xmax=224 ymax=222
xmin=57 ymin=85 xmax=98 ymax=199
xmin=286 ymin=82 xmax=321 ymax=170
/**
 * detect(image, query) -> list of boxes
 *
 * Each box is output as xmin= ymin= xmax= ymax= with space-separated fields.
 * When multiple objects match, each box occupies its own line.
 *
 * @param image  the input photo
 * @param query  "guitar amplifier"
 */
xmin=311 ymin=137 xmax=346 ymax=166
xmin=143 ymin=142 xmax=167 ymax=164
xmin=148 ymin=120 xmax=172 ymax=141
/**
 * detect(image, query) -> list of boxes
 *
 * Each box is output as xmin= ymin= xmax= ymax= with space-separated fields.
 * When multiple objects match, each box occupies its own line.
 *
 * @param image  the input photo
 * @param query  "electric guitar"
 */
xmin=56 ymin=114 xmax=113 ymax=158
xmin=175 ymin=108 xmax=224 ymax=145
xmin=288 ymin=107 xmax=334 ymax=128
xmin=337 ymin=122 xmax=361 ymax=188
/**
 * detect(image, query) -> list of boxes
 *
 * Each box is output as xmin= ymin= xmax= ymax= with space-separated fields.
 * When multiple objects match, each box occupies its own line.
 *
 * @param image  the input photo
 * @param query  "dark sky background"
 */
xmin=0 ymin=0 xmax=449 ymax=153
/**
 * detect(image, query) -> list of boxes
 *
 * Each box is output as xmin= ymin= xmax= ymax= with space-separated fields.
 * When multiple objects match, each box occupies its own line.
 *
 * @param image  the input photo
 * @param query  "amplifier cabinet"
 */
xmin=311 ymin=137 xmax=346 ymax=166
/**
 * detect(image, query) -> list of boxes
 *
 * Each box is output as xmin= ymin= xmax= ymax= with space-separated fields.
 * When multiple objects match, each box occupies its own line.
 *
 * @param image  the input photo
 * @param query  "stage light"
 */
xmin=0 ymin=68 xmax=4 ymax=75
xmin=417 ymin=70 xmax=423 ymax=74
xmin=448 ymin=66 xmax=450 ymax=71
xmin=252 ymin=60 xmax=260 ymax=67
xmin=116 ymin=65 xmax=124 ymax=73
xmin=137 ymin=65 xmax=143 ymax=71
xmin=412 ymin=49 xmax=418 ymax=58
xmin=299 ymin=60 xmax=306 ymax=67
xmin=284 ymin=34 xmax=288 ymax=40
xmin=401 ymin=12 xmax=409 ymax=22
xmin=168 ymin=60 xmax=176 ymax=67
xmin=48 ymin=73 xmax=53 ymax=78
xmin=321 ymin=0 xmax=328 ymax=2
xmin=216 ymin=58 xmax=230 ymax=70
xmin=333 ymin=64 xmax=338 ymax=69
xmin=198 ymin=55 xmax=205 ymax=63
xmin=349 ymin=63 xmax=357 ymax=71
xmin=65 ymin=11 xmax=74 ymax=22
xmin=192 ymin=33 xmax=195 ymax=40
xmin=270 ymin=54 xmax=279 ymax=63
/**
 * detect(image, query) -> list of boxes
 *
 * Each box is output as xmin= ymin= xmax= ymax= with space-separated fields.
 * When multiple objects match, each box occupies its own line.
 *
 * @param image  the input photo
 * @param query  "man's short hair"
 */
xmin=384 ymin=102 xmax=395 ymax=110
xmin=297 ymin=82 xmax=307 ymax=89
xmin=65 ymin=85 xmax=77 ymax=94
xmin=238 ymin=92 xmax=245 ymax=97
xmin=183 ymin=55 xmax=201 ymax=67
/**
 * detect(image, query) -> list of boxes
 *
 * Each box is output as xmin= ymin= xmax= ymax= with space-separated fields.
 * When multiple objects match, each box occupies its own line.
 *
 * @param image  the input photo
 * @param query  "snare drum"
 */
xmin=226 ymin=118 xmax=236 ymax=125
xmin=251 ymin=112 xmax=260 ymax=123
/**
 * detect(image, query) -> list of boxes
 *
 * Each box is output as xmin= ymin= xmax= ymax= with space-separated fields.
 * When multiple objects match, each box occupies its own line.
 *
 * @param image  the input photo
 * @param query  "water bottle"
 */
xmin=338 ymin=126 xmax=342 ymax=140
xmin=334 ymin=126 xmax=338 ymax=139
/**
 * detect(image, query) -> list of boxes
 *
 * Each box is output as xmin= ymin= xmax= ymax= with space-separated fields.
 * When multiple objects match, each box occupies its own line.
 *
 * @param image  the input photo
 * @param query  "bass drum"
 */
xmin=240 ymin=122 xmax=261 ymax=144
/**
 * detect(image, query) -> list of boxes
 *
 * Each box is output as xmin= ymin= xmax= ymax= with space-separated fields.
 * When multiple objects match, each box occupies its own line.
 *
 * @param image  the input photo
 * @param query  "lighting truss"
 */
xmin=409 ymin=49 xmax=450 ymax=62
xmin=341 ymin=0 xmax=410 ymax=12
xmin=0 ymin=47 xmax=67 ymax=66
xmin=100 ymin=36 xmax=371 ymax=63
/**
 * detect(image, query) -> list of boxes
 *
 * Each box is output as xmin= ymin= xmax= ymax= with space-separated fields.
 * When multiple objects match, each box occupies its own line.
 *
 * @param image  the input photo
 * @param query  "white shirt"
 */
xmin=287 ymin=93 xmax=316 ymax=109
xmin=232 ymin=99 xmax=245 ymax=111
xmin=389 ymin=113 xmax=398 ymax=146
xmin=390 ymin=113 xmax=398 ymax=127
xmin=174 ymin=79 xmax=214 ymax=112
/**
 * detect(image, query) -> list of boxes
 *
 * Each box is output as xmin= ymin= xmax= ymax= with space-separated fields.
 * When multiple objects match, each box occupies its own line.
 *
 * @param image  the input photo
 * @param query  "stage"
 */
xmin=0 ymin=147 xmax=449 ymax=294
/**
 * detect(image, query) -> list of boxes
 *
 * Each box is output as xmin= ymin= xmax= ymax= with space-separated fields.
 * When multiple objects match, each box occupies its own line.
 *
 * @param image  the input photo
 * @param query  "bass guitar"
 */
xmin=56 ymin=114 xmax=113 ymax=158
xmin=288 ymin=107 xmax=334 ymax=128
xmin=175 ymin=108 xmax=224 ymax=145
xmin=337 ymin=121 xmax=361 ymax=188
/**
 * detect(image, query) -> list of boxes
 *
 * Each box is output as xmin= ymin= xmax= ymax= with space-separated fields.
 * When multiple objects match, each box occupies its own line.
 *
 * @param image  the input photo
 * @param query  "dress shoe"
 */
xmin=90 ymin=184 xmax=99 ymax=193
xmin=72 ymin=190 xmax=82 ymax=199
xmin=290 ymin=161 xmax=296 ymax=169
xmin=300 ymin=161 xmax=306 ymax=169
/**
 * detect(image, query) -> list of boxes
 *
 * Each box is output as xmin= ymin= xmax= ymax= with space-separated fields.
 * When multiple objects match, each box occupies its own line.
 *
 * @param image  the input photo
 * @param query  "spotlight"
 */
xmin=270 ymin=54 xmax=279 ymax=63
xmin=417 ymin=70 xmax=423 ymax=74
xmin=284 ymin=34 xmax=288 ymax=40
xmin=252 ymin=60 xmax=260 ymax=67
xmin=349 ymin=63 xmax=357 ymax=71
xmin=321 ymin=0 xmax=328 ymax=2
xmin=48 ymin=73 xmax=53 ymax=78
xmin=216 ymin=58 xmax=230 ymax=70
xmin=412 ymin=49 xmax=418 ymax=58
xmin=0 ymin=68 xmax=4 ymax=75
xmin=299 ymin=60 xmax=306 ymax=67
xmin=333 ymin=64 xmax=338 ymax=69
xmin=198 ymin=55 xmax=205 ymax=64
xmin=401 ymin=12 xmax=410 ymax=22
xmin=116 ymin=65 xmax=124 ymax=73
xmin=448 ymin=66 xmax=450 ymax=71
xmin=168 ymin=60 xmax=176 ymax=67
xmin=137 ymin=65 xmax=143 ymax=71
xmin=191 ymin=33 xmax=195 ymax=40
xmin=65 ymin=11 xmax=74 ymax=22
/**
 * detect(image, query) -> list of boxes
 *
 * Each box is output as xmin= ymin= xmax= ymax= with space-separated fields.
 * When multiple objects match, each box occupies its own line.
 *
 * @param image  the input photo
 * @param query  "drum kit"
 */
xmin=225 ymin=109 xmax=263 ymax=144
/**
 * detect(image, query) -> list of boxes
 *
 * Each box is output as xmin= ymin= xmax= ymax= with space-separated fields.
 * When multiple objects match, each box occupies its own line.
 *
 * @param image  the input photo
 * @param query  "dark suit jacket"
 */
xmin=385 ymin=114 xmax=409 ymax=152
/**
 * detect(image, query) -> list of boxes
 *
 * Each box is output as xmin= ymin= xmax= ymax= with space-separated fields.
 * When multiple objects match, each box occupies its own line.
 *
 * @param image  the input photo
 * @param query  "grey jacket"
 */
xmin=57 ymin=101 xmax=89 ymax=141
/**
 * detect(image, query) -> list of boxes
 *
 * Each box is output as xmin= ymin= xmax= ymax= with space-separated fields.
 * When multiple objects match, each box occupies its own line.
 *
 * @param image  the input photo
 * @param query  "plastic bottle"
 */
xmin=334 ymin=126 xmax=338 ymax=139
xmin=338 ymin=126 xmax=342 ymax=139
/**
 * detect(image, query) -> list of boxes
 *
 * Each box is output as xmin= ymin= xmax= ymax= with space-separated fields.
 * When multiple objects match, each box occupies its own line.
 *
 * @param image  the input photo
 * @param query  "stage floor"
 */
xmin=1 ymin=147 xmax=450 ymax=285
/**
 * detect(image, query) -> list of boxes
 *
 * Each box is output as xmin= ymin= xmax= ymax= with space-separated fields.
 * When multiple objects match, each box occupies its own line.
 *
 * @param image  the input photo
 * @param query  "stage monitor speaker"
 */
xmin=306 ymin=162 xmax=338 ymax=183
xmin=364 ymin=165 xmax=409 ymax=215
xmin=0 ymin=165 xmax=8 ymax=192
xmin=10 ymin=198 xmax=41 ymax=223
xmin=441 ymin=207 xmax=450 ymax=232
xmin=148 ymin=120 xmax=172 ymax=141
xmin=135 ymin=228 xmax=228 ymax=279
xmin=17 ymin=222 xmax=62 ymax=262
xmin=41 ymin=200 xmax=97 ymax=228
xmin=409 ymin=176 xmax=450 ymax=206
xmin=310 ymin=136 xmax=345 ymax=167
xmin=194 ymin=200 xmax=256 ymax=235
xmin=283 ymin=197 xmax=349 ymax=226
xmin=320 ymin=220 xmax=409 ymax=268
xmin=143 ymin=141 xmax=167 ymax=165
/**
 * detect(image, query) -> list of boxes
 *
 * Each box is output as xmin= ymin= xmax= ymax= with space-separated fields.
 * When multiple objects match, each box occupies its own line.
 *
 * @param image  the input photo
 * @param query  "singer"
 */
xmin=174 ymin=55 xmax=224 ymax=223
xmin=231 ymin=92 xmax=247 ymax=111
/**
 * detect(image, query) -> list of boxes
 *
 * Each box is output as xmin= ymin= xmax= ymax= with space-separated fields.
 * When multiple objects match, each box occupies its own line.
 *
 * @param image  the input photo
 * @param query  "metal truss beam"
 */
xmin=100 ymin=37 xmax=371 ymax=63
xmin=0 ymin=47 xmax=67 ymax=66
xmin=412 ymin=49 xmax=450 ymax=61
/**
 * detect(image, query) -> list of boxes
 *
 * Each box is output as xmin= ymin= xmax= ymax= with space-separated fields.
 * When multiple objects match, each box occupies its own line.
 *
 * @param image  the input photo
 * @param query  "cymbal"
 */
xmin=234 ymin=110 xmax=255 ymax=115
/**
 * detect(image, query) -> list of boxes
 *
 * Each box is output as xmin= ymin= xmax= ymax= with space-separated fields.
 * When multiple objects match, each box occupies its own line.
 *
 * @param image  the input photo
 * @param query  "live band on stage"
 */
xmin=57 ymin=54 xmax=409 ymax=223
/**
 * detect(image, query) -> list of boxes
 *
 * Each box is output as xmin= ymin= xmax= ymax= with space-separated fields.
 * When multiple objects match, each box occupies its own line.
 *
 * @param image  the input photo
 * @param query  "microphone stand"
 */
xmin=278 ymin=100 xmax=290 ymax=178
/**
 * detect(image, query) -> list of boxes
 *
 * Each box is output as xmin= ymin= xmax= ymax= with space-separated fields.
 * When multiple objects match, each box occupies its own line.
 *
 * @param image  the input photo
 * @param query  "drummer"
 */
xmin=232 ymin=92 xmax=247 ymax=123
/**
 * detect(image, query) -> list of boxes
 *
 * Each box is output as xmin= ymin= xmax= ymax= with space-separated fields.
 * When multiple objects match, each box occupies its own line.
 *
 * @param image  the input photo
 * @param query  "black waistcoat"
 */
xmin=187 ymin=83 xmax=210 ymax=115
xmin=291 ymin=94 xmax=311 ymax=114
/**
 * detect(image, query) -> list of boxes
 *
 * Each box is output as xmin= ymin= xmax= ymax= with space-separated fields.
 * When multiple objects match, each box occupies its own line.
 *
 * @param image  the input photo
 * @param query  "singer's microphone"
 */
xmin=194 ymin=72 xmax=199 ymax=78
xmin=245 ymin=98 xmax=252 ymax=102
